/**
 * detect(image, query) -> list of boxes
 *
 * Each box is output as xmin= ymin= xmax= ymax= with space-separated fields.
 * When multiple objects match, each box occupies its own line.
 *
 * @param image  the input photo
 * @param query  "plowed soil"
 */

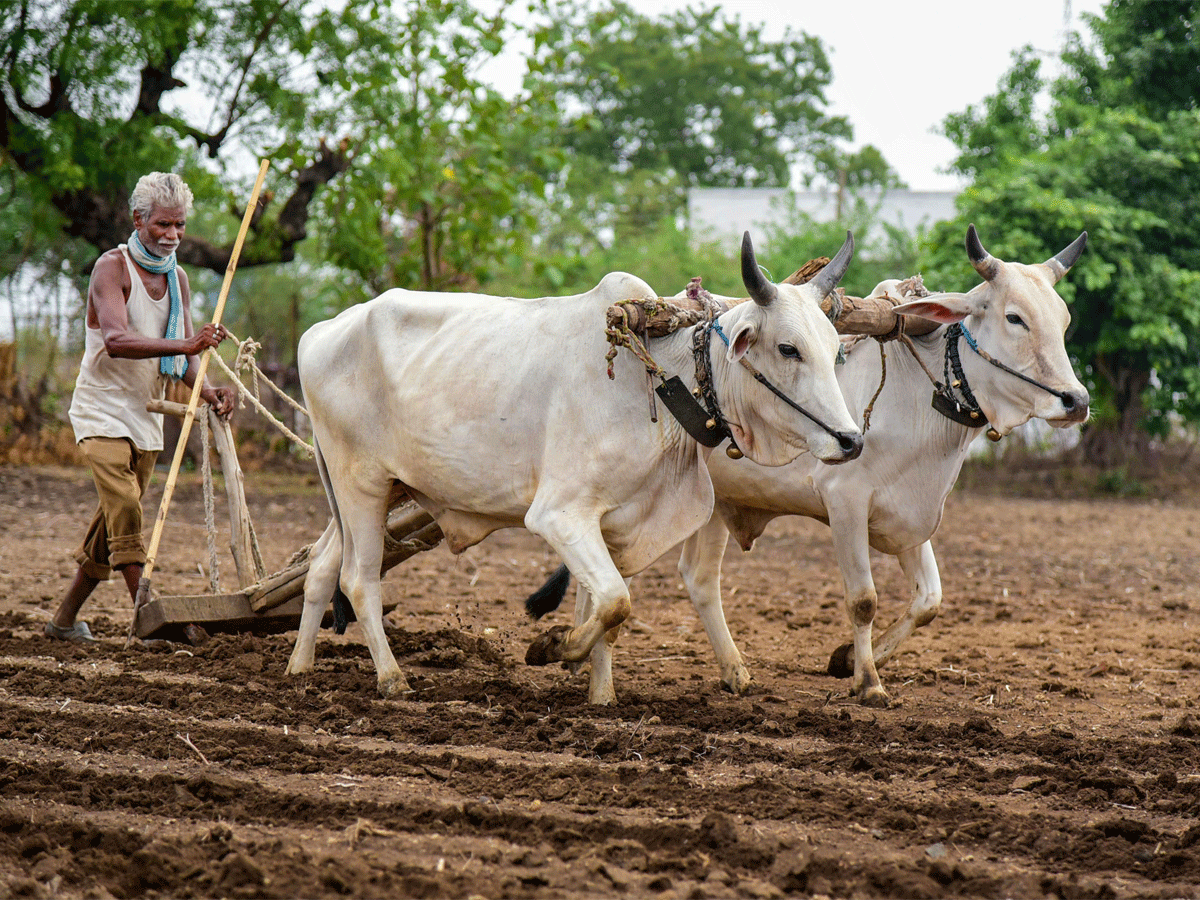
xmin=1 ymin=462 xmax=1198 ymax=899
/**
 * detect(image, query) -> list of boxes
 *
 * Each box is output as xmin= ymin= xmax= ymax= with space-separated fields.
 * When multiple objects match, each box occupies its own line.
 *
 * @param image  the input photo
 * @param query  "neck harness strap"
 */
xmin=689 ymin=318 xmax=742 ymax=456
xmin=930 ymin=322 xmax=1076 ymax=440
xmin=931 ymin=323 xmax=989 ymax=429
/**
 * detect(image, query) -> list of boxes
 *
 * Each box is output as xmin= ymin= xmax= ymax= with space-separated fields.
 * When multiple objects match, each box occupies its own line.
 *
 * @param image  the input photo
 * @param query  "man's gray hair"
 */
xmin=129 ymin=172 xmax=194 ymax=219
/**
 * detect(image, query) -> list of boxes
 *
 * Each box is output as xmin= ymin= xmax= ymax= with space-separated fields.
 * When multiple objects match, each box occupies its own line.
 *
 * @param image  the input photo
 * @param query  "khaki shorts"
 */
xmin=73 ymin=437 xmax=158 ymax=579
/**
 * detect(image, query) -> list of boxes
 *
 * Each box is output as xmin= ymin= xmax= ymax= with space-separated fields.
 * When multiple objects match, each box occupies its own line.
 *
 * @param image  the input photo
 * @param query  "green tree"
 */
xmin=760 ymin=195 xmax=919 ymax=299
xmin=529 ymin=0 xmax=852 ymax=188
xmin=924 ymin=2 xmax=1200 ymax=465
xmin=1 ymin=0 xmax=344 ymax=274
xmin=1 ymin=0 xmax=558 ymax=293
xmin=521 ymin=0 xmax=899 ymax=263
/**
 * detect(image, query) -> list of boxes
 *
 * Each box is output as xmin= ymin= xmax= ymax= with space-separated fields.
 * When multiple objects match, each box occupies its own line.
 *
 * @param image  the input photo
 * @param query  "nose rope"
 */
xmin=958 ymin=323 xmax=1077 ymax=405
xmin=705 ymin=319 xmax=851 ymax=445
xmin=907 ymin=323 xmax=1078 ymax=441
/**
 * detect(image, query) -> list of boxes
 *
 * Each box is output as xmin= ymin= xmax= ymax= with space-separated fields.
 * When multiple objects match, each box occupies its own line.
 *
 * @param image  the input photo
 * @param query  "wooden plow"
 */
xmin=134 ymin=257 xmax=928 ymax=641
xmin=133 ymin=399 xmax=445 ymax=641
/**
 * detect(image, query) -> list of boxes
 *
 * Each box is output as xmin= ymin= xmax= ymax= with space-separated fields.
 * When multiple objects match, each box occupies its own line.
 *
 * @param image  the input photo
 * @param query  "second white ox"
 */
xmin=285 ymin=232 xmax=863 ymax=701
xmin=532 ymin=225 xmax=1090 ymax=708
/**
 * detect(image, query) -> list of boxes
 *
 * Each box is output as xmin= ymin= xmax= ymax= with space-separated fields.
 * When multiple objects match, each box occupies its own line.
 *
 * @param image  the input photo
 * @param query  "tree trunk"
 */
xmin=1079 ymin=358 xmax=1151 ymax=467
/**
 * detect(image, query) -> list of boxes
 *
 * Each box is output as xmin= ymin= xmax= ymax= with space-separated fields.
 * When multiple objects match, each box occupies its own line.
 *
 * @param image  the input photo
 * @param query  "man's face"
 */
xmin=133 ymin=205 xmax=187 ymax=257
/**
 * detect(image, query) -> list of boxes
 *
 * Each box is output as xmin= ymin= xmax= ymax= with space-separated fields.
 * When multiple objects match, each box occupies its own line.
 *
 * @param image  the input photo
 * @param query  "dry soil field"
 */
xmin=0 ymin=461 xmax=1198 ymax=899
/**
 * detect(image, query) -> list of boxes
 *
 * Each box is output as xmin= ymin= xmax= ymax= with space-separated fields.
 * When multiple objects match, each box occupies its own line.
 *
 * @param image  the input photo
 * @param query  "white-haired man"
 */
xmin=47 ymin=172 xmax=235 ymax=643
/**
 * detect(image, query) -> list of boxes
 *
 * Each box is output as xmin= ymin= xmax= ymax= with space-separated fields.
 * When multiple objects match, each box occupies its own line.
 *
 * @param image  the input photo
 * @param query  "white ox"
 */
xmin=284 ymin=232 xmax=864 ymax=702
xmin=532 ymin=225 xmax=1090 ymax=708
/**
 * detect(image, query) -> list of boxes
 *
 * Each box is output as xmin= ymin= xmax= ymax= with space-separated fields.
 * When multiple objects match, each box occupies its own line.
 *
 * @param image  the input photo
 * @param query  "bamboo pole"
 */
xmin=131 ymin=159 xmax=271 ymax=641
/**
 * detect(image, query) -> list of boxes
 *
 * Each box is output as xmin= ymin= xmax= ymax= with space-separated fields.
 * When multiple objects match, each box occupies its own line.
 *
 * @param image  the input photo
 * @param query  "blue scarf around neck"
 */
xmin=126 ymin=230 xmax=187 ymax=379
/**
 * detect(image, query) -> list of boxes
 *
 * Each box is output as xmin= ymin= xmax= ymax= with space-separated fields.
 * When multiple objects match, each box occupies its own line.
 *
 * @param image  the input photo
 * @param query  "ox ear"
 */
xmin=726 ymin=320 xmax=759 ymax=363
xmin=890 ymin=292 xmax=979 ymax=325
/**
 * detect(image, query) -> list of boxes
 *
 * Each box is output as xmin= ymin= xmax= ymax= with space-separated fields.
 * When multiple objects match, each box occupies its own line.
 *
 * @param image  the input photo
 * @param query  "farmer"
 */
xmin=45 ymin=172 xmax=236 ymax=643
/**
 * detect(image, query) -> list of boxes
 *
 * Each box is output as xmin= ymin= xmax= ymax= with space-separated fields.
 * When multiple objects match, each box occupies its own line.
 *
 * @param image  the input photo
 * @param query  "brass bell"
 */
xmin=952 ymin=380 xmax=961 ymax=388
xmin=986 ymin=427 xmax=1002 ymax=442
xmin=726 ymin=444 xmax=744 ymax=459
xmin=705 ymin=418 xmax=717 ymax=430
xmin=970 ymin=410 xmax=980 ymax=420
xmin=692 ymin=387 xmax=702 ymax=398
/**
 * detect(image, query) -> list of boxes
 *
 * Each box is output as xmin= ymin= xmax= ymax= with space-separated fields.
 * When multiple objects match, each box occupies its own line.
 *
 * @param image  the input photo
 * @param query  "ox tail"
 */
xmin=525 ymin=564 xmax=571 ymax=619
xmin=312 ymin=435 xmax=356 ymax=635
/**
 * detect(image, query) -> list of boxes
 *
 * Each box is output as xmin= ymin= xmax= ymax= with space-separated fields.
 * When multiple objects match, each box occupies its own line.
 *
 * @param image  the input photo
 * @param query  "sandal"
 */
xmin=44 ymin=621 xmax=98 ymax=643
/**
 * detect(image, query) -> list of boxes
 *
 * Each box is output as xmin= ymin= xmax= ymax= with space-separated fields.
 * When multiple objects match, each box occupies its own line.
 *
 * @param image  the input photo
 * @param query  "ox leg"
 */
xmin=337 ymin=486 xmax=410 ymax=698
xmin=580 ymin=577 xmax=632 ymax=706
xmin=286 ymin=518 xmax=339 ymax=676
xmin=871 ymin=541 xmax=942 ymax=670
xmin=678 ymin=517 xmax=751 ymax=694
xmin=565 ymin=580 xmax=592 ymax=676
xmin=523 ymin=519 xmax=631 ymax=701
xmin=826 ymin=513 xmax=889 ymax=708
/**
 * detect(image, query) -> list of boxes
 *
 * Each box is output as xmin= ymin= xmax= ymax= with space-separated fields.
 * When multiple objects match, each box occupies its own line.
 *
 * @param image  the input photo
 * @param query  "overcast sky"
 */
xmin=482 ymin=0 xmax=1109 ymax=191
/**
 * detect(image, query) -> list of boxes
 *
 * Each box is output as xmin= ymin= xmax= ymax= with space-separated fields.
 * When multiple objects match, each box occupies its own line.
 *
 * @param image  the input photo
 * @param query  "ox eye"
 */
xmin=1005 ymin=313 xmax=1027 ymax=329
xmin=778 ymin=343 xmax=802 ymax=361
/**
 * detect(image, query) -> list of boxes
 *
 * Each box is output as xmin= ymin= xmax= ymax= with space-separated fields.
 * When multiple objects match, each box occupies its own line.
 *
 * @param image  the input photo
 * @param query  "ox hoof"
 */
xmin=378 ymin=671 xmax=412 ymax=699
xmin=720 ymin=665 xmax=753 ymax=695
xmin=588 ymin=687 xmax=617 ymax=706
xmin=826 ymin=643 xmax=854 ymax=679
xmin=856 ymin=686 xmax=891 ymax=709
xmin=526 ymin=624 xmax=572 ymax=666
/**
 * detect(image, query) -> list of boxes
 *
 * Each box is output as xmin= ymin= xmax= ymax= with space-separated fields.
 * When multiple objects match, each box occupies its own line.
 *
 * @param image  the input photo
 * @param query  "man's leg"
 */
xmin=118 ymin=563 xmax=143 ymax=605
xmin=51 ymin=566 xmax=102 ymax=629
xmin=52 ymin=438 xmax=142 ymax=640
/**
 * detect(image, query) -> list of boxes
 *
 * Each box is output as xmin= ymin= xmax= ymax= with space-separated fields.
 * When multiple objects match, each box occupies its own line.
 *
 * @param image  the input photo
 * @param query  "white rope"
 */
xmin=199 ymin=408 xmax=221 ymax=593
xmin=232 ymin=336 xmax=309 ymax=419
xmin=207 ymin=339 xmax=314 ymax=458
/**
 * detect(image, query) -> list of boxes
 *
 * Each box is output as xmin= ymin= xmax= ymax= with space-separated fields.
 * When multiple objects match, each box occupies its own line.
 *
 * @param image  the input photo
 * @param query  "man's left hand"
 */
xmin=204 ymin=386 xmax=236 ymax=419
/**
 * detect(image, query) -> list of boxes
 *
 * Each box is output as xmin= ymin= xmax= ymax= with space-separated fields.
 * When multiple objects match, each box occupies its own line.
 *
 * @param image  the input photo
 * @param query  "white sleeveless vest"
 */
xmin=68 ymin=246 xmax=172 ymax=451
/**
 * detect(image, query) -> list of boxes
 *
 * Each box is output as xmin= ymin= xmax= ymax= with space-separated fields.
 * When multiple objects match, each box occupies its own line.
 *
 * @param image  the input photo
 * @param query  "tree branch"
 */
xmin=212 ymin=1 xmax=290 ymax=158
xmin=54 ymin=136 xmax=347 ymax=275
xmin=273 ymin=138 xmax=352 ymax=259
xmin=136 ymin=60 xmax=187 ymax=118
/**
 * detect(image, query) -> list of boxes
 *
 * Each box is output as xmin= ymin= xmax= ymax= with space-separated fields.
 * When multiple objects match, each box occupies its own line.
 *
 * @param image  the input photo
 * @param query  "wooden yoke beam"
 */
xmin=609 ymin=258 xmax=939 ymax=339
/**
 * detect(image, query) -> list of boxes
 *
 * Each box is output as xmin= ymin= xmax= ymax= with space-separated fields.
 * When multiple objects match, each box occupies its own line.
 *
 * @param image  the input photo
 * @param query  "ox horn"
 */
xmin=811 ymin=230 xmax=855 ymax=299
xmin=966 ymin=224 xmax=1000 ymax=282
xmin=1043 ymin=231 xmax=1088 ymax=283
xmin=741 ymin=231 xmax=778 ymax=306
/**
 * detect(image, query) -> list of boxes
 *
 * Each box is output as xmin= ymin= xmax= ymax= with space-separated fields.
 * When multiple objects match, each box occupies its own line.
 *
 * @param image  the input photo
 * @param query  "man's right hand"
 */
xmin=189 ymin=323 xmax=231 ymax=354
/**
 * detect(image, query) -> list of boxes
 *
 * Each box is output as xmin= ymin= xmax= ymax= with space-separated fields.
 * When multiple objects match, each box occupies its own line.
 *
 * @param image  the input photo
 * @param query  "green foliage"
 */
xmin=487 ymin=189 xmax=917 ymax=310
xmin=1093 ymin=465 xmax=1147 ymax=498
xmin=307 ymin=0 xmax=561 ymax=293
xmin=940 ymin=51 xmax=1047 ymax=181
xmin=487 ymin=216 xmax=740 ymax=300
xmin=927 ymin=3 xmax=1200 ymax=458
xmin=1 ymin=0 xmax=561 ymax=296
xmin=514 ymin=0 xmax=900 ymax=308
xmin=1065 ymin=0 xmax=1200 ymax=116
xmin=813 ymin=144 xmax=907 ymax=193
xmin=527 ymin=0 xmax=850 ymax=189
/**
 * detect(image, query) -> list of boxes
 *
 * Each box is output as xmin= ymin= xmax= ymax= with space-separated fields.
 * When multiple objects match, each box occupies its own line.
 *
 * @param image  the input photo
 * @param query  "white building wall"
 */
xmin=686 ymin=187 xmax=958 ymax=248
